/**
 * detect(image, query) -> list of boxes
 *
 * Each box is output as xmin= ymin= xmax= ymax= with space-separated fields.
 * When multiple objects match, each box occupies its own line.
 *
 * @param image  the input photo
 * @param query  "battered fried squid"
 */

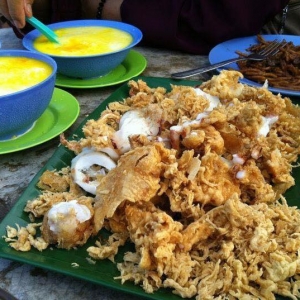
xmin=4 ymin=70 xmax=300 ymax=300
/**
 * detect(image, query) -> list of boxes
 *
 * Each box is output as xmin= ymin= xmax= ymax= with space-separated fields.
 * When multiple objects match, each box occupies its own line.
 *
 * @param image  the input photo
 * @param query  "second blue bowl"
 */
xmin=0 ymin=50 xmax=56 ymax=140
xmin=22 ymin=20 xmax=143 ymax=79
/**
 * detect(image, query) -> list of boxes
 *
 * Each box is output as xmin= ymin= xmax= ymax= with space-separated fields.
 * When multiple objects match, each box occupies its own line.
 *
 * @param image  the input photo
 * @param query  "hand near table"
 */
xmin=0 ymin=0 xmax=33 ymax=28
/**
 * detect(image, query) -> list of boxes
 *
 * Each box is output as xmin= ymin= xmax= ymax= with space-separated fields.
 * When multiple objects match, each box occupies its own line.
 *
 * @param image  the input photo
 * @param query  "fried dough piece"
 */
xmin=200 ymin=70 xmax=245 ymax=101
xmin=182 ymin=124 xmax=225 ymax=156
xmin=94 ymin=144 xmax=169 ymax=233
xmin=235 ymin=159 xmax=276 ymax=204
xmin=37 ymin=168 xmax=70 ymax=192
xmin=24 ymin=190 xmax=85 ymax=218
xmin=165 ymin=151 xmax=241 ymax=214
xmin=36 ymin=167 xmax=84 ymax=196
xmin=122 ymin=200 xmax=203 ymax=293
xmin=124 ymin=201 xmax=183 ymax=271
xmin=60 ymin=112 xmax=120 ymax=154
xmin=41 ymin=197 xmax=94 ymax=249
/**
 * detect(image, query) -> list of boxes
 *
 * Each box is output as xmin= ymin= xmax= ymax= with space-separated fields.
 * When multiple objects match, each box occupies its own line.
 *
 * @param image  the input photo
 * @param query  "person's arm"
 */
xmin=81 ymin=0 xmax=123 ymax=20
xmin=80 ymin=0 xmax=289 ymax=54
xmin=118 ymin=0 xmax=290 ymax=54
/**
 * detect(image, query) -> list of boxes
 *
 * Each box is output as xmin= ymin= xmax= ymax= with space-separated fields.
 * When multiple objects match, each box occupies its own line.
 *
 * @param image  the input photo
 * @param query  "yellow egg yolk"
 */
xmin=0 ymin=57 xmax=53 ymax=96
xmin=33 ymin=26 xmax=133 ymax=56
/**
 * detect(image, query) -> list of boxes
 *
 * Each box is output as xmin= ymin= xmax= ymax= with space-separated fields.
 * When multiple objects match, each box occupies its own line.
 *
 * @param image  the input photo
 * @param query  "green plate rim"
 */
xmin=55 ymin=50 xmax=147 ymax=89
xmin=0 ymin=77 xmax=296 ymax=300
xmin=0 ymin=88 xmax=80 ymax=154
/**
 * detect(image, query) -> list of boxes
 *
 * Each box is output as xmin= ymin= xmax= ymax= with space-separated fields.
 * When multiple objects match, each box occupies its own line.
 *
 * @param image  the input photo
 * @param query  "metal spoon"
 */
xmin=26 ymin=16 xmax=59 ymax=43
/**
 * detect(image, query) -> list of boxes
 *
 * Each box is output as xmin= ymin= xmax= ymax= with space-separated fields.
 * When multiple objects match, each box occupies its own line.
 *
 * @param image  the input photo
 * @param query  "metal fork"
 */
xmin=171 ymin=39 xmax=287 ymax=79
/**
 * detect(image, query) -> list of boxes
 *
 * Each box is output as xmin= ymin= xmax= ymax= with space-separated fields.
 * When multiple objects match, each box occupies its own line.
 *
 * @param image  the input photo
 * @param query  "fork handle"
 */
xmin=171 ymin=57 xmax=246 ymax=79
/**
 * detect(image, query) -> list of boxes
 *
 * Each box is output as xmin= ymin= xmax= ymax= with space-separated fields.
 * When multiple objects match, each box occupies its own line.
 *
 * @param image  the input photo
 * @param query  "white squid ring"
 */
xmin=71 ymin=149 xmax=116 ymax=195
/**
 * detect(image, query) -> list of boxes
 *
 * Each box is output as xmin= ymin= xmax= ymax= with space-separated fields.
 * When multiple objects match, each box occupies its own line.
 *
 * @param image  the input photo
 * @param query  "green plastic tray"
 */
xmin=0 ymin=77 xmax=298 ymax=300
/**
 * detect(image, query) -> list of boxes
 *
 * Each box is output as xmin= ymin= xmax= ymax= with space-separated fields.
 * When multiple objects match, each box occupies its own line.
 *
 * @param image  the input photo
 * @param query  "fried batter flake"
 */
xmin=3 ymin=223 xmax=48 ymax=252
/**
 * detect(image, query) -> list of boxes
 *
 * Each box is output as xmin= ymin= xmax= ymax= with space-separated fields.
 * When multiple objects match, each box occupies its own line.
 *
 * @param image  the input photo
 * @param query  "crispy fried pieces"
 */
xmin=4 ymin=70 xmax=300 ymax=299
xmin=115 ymin=195 xmax=300 ymax=300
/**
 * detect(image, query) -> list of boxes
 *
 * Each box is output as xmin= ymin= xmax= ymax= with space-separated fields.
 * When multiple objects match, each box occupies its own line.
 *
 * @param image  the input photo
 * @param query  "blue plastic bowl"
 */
xmin=22 ymin=20 xmax=143 ymax=79
xmin=0 ymin=50 xmax=57 ymax=141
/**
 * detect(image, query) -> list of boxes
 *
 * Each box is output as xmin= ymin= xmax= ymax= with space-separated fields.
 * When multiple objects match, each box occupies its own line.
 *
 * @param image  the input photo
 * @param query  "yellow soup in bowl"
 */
xmin=33 ymin=26 xmax=133 ymax=56
xmin=0 ymin=57 xmax=53 ymax=96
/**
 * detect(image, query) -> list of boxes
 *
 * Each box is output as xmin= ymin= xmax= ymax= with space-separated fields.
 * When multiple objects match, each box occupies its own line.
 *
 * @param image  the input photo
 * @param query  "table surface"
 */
xmin=0 ymin=27 xmax=209 ymax=300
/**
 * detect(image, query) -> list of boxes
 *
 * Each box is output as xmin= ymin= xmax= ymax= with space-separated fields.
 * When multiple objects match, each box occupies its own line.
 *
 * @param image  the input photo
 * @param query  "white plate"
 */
xmin=208 ymin=34 xmax=300 ymax=97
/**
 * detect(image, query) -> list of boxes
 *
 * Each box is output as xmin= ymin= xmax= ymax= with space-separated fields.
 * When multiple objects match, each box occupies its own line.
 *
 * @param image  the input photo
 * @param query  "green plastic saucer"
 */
xmin=0 ymin=88 xmax=80 ymax=154
xmin=55 ymin=50 xmax=147 ymax=89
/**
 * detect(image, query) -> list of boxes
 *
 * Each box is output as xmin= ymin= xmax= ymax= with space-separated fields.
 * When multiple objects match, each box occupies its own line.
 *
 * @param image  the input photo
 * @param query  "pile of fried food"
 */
xmin=237 ymin=35 xmax=300 ymax=91
xmin=4 ymin=70 xmax=300 ymax=300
